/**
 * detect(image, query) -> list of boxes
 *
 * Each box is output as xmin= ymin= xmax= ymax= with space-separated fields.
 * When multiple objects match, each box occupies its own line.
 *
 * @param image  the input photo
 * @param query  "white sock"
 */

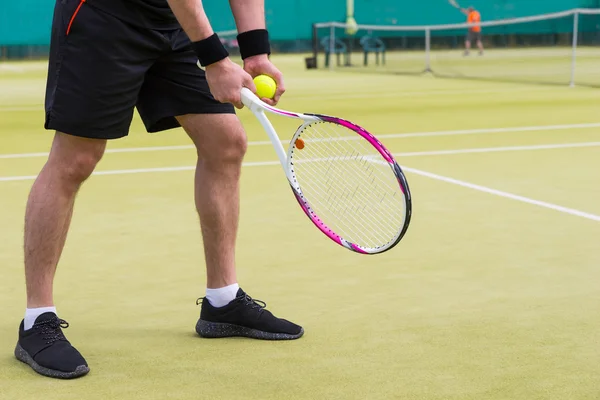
xmin=205 ymin=283 xmax=239 ymax=308
xmin=24 ymin=306 xmax=57 ymax=330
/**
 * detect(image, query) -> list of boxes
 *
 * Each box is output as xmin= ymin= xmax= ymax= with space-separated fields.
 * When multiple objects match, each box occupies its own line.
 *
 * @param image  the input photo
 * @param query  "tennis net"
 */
xmin=312 ymin=8 xmax=600 ymax=87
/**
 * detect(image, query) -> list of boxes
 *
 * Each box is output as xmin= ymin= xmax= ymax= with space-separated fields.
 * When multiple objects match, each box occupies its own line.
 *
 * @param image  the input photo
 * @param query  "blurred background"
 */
xmin=2 ymin=0 xmax=599 ymax=86
xmin=2 ymin=0 xmax=600 ymax=55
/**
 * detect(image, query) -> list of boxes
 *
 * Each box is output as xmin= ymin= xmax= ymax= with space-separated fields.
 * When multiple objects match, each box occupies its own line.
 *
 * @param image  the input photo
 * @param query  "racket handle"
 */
xmin=241 ymin=87 xmax=262 ymax=111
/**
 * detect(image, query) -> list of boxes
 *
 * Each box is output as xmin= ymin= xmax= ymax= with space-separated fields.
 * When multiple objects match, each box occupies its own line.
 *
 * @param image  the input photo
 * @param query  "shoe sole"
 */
xmin=14 ymin=343 xmax=89 ymax=379
xmin=196 ymin=320 xmax=304 ymax=340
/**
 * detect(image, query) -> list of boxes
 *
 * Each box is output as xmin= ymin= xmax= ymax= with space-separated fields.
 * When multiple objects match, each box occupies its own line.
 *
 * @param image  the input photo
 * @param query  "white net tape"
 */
xmin=315 ymin=8 xmax=600 ymax=32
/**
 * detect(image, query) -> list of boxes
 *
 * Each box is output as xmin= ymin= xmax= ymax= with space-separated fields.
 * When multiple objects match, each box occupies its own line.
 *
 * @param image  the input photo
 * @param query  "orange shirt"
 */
xmin=467 ymin=11 xmax=481 ymax=32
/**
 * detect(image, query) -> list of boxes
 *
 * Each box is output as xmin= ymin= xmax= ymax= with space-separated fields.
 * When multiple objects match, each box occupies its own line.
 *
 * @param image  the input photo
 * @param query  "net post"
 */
xmin=329 ymin=25 xmax=335 ymax=71
xmin=312 ymin=23 xmax=318 ymax=60
xmin=570 ymin=11 xmax=579 ymax=87
xmin=425 ymin=28 xmax=431 ymax=72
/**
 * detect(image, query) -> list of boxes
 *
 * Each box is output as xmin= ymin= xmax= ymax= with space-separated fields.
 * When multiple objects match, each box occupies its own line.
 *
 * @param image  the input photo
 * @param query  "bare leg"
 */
xmin=477 ymin=39 xmax=484 ymax=54
xmin=177 ymin=114 xmax=247 ymax=289
xmin=464 ymin=40 xmax=471 ymax=56
xmin=25 ymin=132 xmax=106 ymax=308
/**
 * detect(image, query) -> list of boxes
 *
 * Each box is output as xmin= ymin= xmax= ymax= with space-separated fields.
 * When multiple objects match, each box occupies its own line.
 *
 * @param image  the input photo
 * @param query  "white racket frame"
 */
xmin=240 ymin=88 xmax=411 ymax=254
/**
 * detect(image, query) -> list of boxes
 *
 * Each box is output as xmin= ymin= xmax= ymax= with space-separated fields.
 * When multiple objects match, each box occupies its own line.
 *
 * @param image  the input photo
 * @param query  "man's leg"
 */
xmin=177 ymin=114 xmax=244 ymax=290
xmin=25 ymin=133 xmax=106 ymax=309
xmin=16 ymin=132 xmax=105 ymax=379
xmin=172 ymin=113 xmax=302 ymax=340
xmin=134 ymin=27 xmax=303 ymax=339
xmin=477 ymin=39 xmax=484 ymax=54
xmin=464 ymin=39 xmax=472 ymax=56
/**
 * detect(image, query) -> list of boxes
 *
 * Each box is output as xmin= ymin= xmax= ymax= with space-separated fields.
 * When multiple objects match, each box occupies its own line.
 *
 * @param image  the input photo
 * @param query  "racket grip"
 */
xmin=241 ymin=87 xmax=261 ymax=111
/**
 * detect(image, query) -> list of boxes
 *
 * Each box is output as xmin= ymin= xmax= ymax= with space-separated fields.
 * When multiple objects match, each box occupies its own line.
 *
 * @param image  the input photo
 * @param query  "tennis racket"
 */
xmin=241 ymin=88 xmax=411 ymax=255
xmin=448 ymin=0 xmax=461 ymax=8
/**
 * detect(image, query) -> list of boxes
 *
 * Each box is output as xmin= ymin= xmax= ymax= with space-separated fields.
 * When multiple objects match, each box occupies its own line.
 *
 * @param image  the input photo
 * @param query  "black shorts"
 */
xmin=44 ymin=0 xmax=234 ymax=140
xmin=466 ymin=31 xmax=482 ymax=43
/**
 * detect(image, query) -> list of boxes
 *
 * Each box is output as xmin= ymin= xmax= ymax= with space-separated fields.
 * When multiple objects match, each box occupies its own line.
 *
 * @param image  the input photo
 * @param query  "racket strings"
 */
xmin=303 ymin=123 xmax=397 ymax=199
xmin=290 ymin=121 xmax=405 ymax=249
xmin=299 ymin=178 xmax=391 ymax=244
xmin=297 ymin=129 xmax=392 ymax=216
xmin=300 ymin=147 xmax=399 ymax=237
xmin=318 ymin=122 xmax=400 ymax=196
xmin=300 ymin=163 xmax=399 ymax=237
xmin=294 ymin=145 xmax=401 ymax=248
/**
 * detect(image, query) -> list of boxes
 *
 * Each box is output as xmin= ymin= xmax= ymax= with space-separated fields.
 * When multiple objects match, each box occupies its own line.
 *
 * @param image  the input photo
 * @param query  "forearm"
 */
xmin=229 ymin=0 xmax=265 ymax=33
xmin=167 ymin=0 xmax=213 ymax=41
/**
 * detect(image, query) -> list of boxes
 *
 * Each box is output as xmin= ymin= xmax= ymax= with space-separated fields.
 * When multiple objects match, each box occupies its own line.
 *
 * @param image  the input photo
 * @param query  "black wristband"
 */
xmin=237 ymin=29 xmax=271 ymax=60
xmin=191 ymin=33 xmax=229 ymax=67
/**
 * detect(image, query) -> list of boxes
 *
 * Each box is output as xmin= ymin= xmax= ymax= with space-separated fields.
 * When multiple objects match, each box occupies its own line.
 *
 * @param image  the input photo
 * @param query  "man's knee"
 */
xmin=48 ymin=132 xmax=106 ymax=184
xmin=63 ymin=151 xmax=103 ymax=182
xmin=217 ymin=126 xmax=248 ymax=164
xmin=181 ymin=114 xmax=248 ymax=165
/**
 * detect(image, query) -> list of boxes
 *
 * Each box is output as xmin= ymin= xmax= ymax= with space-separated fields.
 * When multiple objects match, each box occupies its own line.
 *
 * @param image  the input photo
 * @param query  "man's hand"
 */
xmin=243 ymin=54 xmax=285 ymax=105
xmin=205 ymin=58 xmax=256 ymax=109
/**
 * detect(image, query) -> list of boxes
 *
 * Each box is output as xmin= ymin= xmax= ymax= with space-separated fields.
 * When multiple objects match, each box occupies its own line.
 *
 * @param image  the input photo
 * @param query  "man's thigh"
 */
xmin=45 ymin=0 xmax=163 ymax=139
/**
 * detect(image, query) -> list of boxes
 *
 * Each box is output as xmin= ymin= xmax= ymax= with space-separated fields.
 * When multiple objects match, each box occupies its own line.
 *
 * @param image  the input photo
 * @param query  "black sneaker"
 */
xmin=196 ymin=288 xmax=304 ymax=340
xmin=15 ymin=312 xmax=89 ymax=379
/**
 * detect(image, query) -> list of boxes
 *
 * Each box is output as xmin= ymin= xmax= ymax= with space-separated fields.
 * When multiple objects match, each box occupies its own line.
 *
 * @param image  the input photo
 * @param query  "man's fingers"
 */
xmin=272 ymin=71 xmax=285 ymax=104
xmin=243 ymin=73 xmax=257 ymax=93
xmin=273 ymin=85 xmax=285 ymax=104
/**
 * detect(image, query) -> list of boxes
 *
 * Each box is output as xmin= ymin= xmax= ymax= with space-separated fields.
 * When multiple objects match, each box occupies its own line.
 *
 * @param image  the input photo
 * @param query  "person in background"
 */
xmin=460 ymin=6 xmax=484 ymax=56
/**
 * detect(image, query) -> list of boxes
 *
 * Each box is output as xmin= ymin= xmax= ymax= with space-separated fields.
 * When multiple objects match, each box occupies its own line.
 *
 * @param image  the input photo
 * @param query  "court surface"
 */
xmin=1 ymin=54 xmax=599 ymax=400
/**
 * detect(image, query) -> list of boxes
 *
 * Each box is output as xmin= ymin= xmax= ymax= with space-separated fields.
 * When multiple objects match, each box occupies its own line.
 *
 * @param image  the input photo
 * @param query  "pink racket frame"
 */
xmin=242 ymin=88 xmax=412 ymax=254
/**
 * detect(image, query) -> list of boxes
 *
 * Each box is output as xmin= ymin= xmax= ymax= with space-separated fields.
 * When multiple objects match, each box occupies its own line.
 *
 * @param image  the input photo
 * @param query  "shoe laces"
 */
xmin=196 ymin=293 xmax=267 ymax=312
xmin=34 ymin=317 xmax=69 ymax=345
xmin=237 ymin=293 xmax=267 ymax=311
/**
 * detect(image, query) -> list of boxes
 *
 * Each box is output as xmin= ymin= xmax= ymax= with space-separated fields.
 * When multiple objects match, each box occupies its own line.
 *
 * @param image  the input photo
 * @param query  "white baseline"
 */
xmin=403 ymin=166 xmax=600 ymax=223
xmin=2 ymin=141 xmax=600 ymax=182
xmin=1 ymin=122 xmax=600 ymax=160
xmin=1 ymin=141 xmax=599 ymax=223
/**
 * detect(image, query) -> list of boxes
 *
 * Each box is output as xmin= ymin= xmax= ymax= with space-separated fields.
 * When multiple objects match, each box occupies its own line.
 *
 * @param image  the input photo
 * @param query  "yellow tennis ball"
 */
xmin=253 ymin=75 xmax=277 ymax=99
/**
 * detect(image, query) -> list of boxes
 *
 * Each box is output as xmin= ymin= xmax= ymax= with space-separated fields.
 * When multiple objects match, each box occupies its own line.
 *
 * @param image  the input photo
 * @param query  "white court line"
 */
xmin=0 ymin=162 xmax=277 ymax=182
xmin=0 ymin=105 xmax=43 ymax=112
xmin=281 ymin=86 xmax=555 ymax=101
xmin=2 ymin=153 xmax=598 ymax=224
xmin=2 ymin=122 xmax=600 ymax=160
xmin=381 ymin=122 xmax=600 ymax=140
xmin=0 ymin=86 xmax=557 ymax=113
xmin=0 ymin=65 xmax=25 ymax=72
xmin=2 ymin=139 xmax=599 ymax=181
xmin=402 ymin=166 xmax=600 ymax=223
xmin=395 ymin=141 xmax=600 ymax=157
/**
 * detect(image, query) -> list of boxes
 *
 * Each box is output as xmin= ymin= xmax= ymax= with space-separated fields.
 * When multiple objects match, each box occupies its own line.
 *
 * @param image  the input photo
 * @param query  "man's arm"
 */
xmin=229 ymin=0 xmax=266 ymax=33
xmin=166 ymin=0 xmax=214 ymax=41
xmin=166 ymin=0 xmax=255 ymax=108
xmin=229 ymin=0 xmax=285 ymax=104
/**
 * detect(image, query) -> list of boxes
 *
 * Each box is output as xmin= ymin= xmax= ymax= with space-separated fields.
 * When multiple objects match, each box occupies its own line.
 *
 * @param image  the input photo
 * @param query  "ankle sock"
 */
xmin=24 ymin=306 xmax=57 ymax=330
xmin=205 ymin=283 xmax=239 ymax=308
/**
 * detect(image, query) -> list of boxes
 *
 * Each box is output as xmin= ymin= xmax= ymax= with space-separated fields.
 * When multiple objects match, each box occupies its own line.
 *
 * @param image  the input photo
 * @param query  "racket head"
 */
xmin=285 ymin=115 xmax=412 ymax=254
